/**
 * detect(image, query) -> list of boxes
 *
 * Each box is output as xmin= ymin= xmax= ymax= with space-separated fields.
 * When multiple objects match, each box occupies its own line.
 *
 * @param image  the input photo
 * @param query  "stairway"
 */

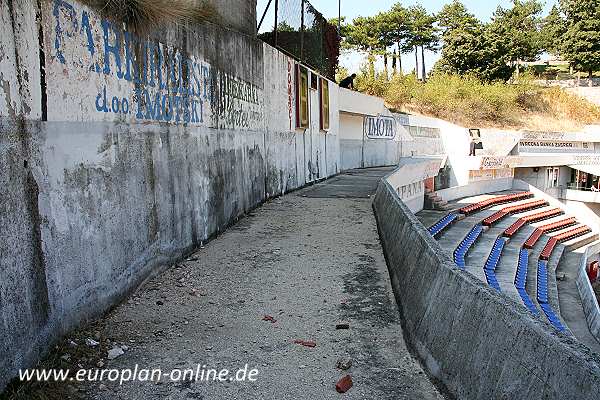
xmin=425 ymin=191 xmax=454 ymax=211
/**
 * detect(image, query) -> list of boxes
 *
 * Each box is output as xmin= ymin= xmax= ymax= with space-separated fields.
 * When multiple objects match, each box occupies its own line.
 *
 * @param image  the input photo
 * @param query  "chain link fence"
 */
xmin=258 ymin=0 xmax=340 ymax=80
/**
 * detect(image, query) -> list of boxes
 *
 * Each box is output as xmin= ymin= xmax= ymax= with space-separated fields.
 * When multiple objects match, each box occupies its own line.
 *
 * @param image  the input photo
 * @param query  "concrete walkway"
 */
xmin=70 ymin=168 xmax=443 ymax=400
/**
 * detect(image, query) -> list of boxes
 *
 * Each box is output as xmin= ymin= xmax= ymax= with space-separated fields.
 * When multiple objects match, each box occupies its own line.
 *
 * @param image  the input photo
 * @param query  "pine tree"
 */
xmin=489 ymin=0 xmax=543 ymax=77
xmin=406 ymin=5 xmax=439 ymax=81
xmin=561 ymin=0 xmax=600 ymax=82
xmin=541 ymin=5 xmax=566 ymax=57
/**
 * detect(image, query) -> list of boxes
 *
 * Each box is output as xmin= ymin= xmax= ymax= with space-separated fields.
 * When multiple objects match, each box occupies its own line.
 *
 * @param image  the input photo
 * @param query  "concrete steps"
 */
xmin=425 ymin=192 xmax=455 ymax=211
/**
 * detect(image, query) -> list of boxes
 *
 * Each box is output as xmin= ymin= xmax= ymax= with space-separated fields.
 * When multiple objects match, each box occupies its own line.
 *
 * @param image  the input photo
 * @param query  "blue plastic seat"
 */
xmin=453 ymin=225 xmax=483 ymax=269
xmin=428 ymin=213 xmax=458 ymax=237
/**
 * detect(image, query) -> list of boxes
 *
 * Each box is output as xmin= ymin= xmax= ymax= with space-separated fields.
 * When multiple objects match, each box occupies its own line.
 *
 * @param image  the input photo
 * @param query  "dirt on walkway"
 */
xmin=20 ymin=169 xmax=444 ymax=400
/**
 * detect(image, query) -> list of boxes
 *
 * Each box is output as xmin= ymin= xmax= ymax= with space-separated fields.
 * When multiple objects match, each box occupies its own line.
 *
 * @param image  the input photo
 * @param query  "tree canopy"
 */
xmin=338 ymin=0 xmax=600 ymax=83
xmin=561 ymin=0 xmax=600 ymax=78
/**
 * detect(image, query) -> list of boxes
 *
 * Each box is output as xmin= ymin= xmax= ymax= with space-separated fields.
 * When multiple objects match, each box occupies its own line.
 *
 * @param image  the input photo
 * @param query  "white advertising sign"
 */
xmin=363 ymin=115 xmax=397 ymax=140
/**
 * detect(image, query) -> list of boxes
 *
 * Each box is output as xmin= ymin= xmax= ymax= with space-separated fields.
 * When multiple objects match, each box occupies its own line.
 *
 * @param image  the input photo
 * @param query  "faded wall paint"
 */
xmin=0 ymin=0 xmax=339 ymax=390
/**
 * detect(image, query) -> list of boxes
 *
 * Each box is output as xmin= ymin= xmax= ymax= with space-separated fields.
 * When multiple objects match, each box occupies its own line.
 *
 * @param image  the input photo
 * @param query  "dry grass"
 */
xmin=0 ymin=321 xmax=113 ymax=400
xmin=78 ymin=0 xmax=220 ymax=32
xmin=383 ymin=73 xmax=600 ymax=131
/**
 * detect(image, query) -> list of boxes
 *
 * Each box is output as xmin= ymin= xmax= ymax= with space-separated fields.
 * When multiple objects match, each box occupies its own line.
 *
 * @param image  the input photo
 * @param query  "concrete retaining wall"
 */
xmin=436 ymin=178 xmax=514 ymax=202
xmin=373 ymin=176 xmax=600 ymax=400
xmin=0 ymin=0 xmax=338 ymax=390
xmin=576 ymin=243 xmax=600 ymax=343
xmin=385 ymin=158 xmax=443 ymax=213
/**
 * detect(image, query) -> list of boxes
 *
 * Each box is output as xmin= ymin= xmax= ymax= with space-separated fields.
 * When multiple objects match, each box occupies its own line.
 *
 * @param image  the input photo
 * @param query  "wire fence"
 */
xmin=258 ymin=0 xmax=340 ymax=80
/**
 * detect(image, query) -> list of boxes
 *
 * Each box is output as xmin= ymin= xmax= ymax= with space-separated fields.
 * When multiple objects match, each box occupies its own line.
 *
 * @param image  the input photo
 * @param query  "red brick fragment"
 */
xmin=336 ymin=375 xmax=353 ymax=393
xmin=293 ymin=339 xmax=317 ymax=348
xmin=262 ymin=315 xmax=277 ymax=323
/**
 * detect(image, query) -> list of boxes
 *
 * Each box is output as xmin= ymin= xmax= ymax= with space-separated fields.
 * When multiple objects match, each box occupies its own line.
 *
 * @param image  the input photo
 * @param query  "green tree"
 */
xmin=406 ymin=5 xmax=439 ymax=81
xmin=373 ymin=12 xmax=398 ymax=79
xmin=489 ymin=0 xmax=543 ymax=77
xmin=435 ymin=1 xmax=514 ymax=82
xmin=437 ymin=0 xmax=479 ymax=34
xmin=540 ymin=5 xmax=566 ymax=57
xmin=436 ymin=1 xmax=485 ymax=75
xmin=344 ymin=16 xmax=381 ymax=78
xmin=561 ymin=0 xmax=600 ymax=82
xmin=386 ymin=3 xmax=413 ymax=74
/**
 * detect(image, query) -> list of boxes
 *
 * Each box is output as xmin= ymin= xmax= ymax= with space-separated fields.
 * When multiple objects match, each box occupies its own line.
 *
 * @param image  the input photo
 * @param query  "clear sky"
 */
xmin=256 ymin=0 xmax=558 ymax=75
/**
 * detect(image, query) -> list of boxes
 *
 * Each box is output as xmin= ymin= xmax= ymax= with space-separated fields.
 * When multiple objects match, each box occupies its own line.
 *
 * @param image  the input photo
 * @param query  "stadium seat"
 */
xmin=483 ymin=237 xmax=505 ymax=291
xmin=482 ymin=199 xmax=548 ymax=227
xmin=482 ymin=211 xmax=509 ymax=227
xmin=539 ymin=238 xmax=558 ymax=261
xmin=459 ymin=192 xmax=533 ymax=216
xmin=428 ymin=213 xmax=458 ymax=237
xmin=503 ymin=208 xmax=563 ymax=238
xmin=523 ymin=218 xmax=578 ymax=249
xmin=536 ymin=260 xmax=567 ymax=332
xmin=453 ymin=224 xmax=483 ymax=269
xmin=514 ymin=249 xmax=539 ymax=315
xmin=539 ymin=225 xmax=591 ymax=260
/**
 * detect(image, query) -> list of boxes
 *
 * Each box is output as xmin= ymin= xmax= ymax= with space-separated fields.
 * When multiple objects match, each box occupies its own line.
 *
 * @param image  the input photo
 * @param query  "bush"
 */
xmin=383 ymin=73 xmax=600 ymax=129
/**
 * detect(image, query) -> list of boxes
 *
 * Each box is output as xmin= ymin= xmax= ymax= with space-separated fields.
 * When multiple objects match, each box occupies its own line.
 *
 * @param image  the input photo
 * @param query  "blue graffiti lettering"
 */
xmin=53 ymin=0 xmax=77 ymax=64
xmin=95 ymin=86 xmax=108 ymax=112
xmin=101 ymin=19 xmax=123 ymax=79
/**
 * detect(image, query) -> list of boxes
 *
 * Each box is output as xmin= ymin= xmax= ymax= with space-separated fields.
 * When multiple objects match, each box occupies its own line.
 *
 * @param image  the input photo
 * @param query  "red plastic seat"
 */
xmin=504 ymin=219 xmax=526 ymax=237
xmin=504 ymin=208 xmax=563 ymax=237
xmin=523 ymin=217 xmax=578 ymax=249
xmin=539 ymin=225 xmax=590 ymax=260
xmin=540 ymin=238 xmax=558 ymax=260
xmin=482 ymin=199 xmax=548 ymax=227
xmin=521 ymin=208 xmax=562 ymax=223
xmin=459 ymin=192 xmax=532 ymax=215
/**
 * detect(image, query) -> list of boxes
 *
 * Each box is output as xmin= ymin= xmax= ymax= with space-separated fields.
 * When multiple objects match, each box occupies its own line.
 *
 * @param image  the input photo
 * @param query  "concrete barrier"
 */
xmin=576 ymin=243 xmax=600 ymax=344
xmin=436 ymin=178 xmax=514 ymax=202
xmin=373 ymin=175 xmax=600 ymax=400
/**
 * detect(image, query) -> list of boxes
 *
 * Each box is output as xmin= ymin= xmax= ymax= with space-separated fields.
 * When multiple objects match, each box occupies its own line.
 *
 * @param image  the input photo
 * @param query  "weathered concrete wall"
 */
xmin=373 ymin=176 xmax=600 ymax=400
xmin=385 ymin=158 xmax=442 ymax=213
xmin=436 ymin=178 xmax=514 ymax=202
xmin=338 ymin=98 xmax=449 ymax=172
xmin=576 ymin=242 xmax=600 ymax=343
xmin=0 ymin=0 xmax=339 ymax=390
xmin=338 ymin=90 xmax=401 ymax=170
xmin=205 ymin=0 xmax=257 ymax=36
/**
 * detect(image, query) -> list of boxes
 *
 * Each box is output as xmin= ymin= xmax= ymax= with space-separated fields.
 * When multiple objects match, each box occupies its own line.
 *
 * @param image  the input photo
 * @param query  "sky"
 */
xmin=256 ymin=0 xmax=558 ymax=75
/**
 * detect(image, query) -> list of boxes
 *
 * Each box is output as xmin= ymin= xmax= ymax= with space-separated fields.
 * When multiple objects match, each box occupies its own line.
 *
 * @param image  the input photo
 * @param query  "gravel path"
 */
xmin=71 ymin=168 xmax=443 ymax=400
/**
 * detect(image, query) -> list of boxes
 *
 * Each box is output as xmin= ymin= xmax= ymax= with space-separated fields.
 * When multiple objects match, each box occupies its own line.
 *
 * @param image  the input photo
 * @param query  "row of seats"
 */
xmin=539 ymin=225 xmax=592 ymax=260
xmin=523 ymin=218 xmax=578 ymax=249
xmin=514 ymin=249 xmax=539 ymax=315
xmin=503 ymin=208 xmax=563 ymax=238
xmin=483 ymin=237 xmax=505 ymax=291
xmin=459 ymin=192 xmax=533 ymax=216
xmin=536 ymin=260 xmax=567 ymax=332
xmin=482 ymin=199 xmax=548 ymax=227
xmin=454 ymin=224 xmax=483 ymax=269
xmin=428 ymin=213 xmax=458 ymax=238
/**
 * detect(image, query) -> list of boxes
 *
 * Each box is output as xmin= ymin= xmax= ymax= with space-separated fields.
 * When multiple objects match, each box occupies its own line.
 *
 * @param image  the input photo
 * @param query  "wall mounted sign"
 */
xmin=480 ymin=156 xmax=507 ymax=170
xmin=363 ymin=115 xmax=397 ymax=140
xmin=521 ymin=131 xmax=567 ymax=140
xmin=518 ymin=140 xmax=594 ymax=153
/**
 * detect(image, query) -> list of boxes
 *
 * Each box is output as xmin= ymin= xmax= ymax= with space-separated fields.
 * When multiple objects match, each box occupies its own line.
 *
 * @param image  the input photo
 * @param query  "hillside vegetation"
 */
xmin=338 ymin=0 xmax=600 ymax=131
xmin=388 ymin=74 xmax=600 ymax=130
xmin=357 ymin=73 xmax=600 ymax=131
